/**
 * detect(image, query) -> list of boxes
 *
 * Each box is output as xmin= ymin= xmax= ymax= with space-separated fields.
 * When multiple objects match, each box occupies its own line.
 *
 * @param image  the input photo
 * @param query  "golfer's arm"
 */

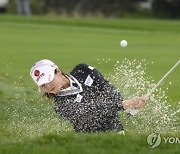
xmin=122 ymin=100 xmax=133 ymax=110
xmin=122 ymin=97 xmax=147 ymax=110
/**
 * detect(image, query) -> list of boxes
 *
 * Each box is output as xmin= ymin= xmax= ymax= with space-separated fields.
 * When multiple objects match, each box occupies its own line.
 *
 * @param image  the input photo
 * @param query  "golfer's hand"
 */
xmin=122 ymin=97 xmax=147 ymax=110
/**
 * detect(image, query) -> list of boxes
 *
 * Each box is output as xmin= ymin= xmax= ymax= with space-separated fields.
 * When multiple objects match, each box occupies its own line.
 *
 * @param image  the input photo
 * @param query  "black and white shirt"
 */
xmin=54 ymin=64 xmax=124 ymax=133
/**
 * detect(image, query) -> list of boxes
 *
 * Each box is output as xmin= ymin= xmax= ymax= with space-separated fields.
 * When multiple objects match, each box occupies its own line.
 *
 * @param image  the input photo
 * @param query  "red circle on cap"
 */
xmin=34 ymin=70 xmax=40 ymax=76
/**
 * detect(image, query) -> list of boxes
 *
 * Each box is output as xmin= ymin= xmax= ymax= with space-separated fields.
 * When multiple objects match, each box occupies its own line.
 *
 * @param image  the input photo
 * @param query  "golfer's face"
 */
xmin=41 ymin=71 xmax=65 ymax=94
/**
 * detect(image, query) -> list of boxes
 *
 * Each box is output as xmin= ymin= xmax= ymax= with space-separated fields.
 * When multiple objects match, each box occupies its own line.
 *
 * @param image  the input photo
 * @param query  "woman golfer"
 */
xmin=30 ymin=59 xmax=146 ymax=134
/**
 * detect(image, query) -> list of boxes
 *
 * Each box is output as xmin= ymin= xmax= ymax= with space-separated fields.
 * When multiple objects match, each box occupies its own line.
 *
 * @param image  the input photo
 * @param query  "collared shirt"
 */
xmin=56 ymin=75 xmax=83 ymax=97
xmin=60 ymin=75 xmax=78 ymax=92
xmin=54 ymin=64 xmax=124 ymax=133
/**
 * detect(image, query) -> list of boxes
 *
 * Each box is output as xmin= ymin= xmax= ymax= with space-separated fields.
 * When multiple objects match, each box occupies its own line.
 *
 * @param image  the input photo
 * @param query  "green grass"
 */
xmin=1 ymin=132 xmax=180 ymax=154
xmin=0 ymin=15 xmax=180 ymax=154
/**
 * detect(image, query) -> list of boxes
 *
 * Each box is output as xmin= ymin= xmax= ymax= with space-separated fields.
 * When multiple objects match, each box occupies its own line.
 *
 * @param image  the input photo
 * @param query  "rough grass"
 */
xmin=1 ymin=132 xmax=180 ymax=154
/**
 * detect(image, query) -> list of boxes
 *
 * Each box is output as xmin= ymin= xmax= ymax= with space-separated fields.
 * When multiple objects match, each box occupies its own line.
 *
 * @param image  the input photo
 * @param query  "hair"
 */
xmin=43 ymin=92 xmax=56 ymax=99
xmin=43 ymin=68 xmax=66 ymax=100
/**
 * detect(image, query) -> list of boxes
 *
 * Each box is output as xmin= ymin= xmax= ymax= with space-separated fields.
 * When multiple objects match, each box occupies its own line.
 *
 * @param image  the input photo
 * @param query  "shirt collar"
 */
xmin=60 ymin=75 xmax=76 ymax=92
xmin=56 ymin=74 xmax=83 ymax=96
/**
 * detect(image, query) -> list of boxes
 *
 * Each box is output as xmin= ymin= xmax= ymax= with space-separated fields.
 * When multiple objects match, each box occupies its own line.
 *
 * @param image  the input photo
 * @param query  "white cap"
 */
xmin=30 ymin=59 xmax=58 ymax=87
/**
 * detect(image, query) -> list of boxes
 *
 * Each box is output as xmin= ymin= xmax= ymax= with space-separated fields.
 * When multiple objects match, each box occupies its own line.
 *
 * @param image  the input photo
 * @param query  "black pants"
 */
xmin=74 ymin=116 xmax=124 ymax=133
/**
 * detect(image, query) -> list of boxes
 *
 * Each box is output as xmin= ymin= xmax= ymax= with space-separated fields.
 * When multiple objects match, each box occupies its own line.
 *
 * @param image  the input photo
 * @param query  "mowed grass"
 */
xmin=0 ymin=15 xmax=180 ymax=100
xmin=1 ymin=132 xmax=180 ymax=154
xmin=0 ymin=15 xmax=180 ymax=154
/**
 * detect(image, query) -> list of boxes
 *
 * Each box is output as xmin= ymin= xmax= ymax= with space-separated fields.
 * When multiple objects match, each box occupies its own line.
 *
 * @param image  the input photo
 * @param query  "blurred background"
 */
xmin=0 ymin=0 xmax=180 ymax=18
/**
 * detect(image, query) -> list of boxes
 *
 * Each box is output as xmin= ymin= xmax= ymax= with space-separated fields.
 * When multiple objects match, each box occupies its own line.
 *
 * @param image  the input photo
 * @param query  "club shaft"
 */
xmin=144 ymin=60 xmax=180 ymax=98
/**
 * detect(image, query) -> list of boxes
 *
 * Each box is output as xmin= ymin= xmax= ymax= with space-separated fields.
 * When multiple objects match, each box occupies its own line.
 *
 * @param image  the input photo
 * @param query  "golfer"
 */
xmin=30 ymin=59 xmax=146 ymax=134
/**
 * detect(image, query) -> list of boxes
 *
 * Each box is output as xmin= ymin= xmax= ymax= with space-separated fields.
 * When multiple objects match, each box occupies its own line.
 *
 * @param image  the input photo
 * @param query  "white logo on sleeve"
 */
xmin=88 ymin=66 xmax=94 ymax=70
xmin=84 ymin=75 xmax=93 ymax=87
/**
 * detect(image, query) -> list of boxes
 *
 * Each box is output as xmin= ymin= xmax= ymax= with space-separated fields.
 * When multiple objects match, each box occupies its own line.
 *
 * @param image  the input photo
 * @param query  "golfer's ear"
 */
xmin=55 ymin=68 xmax=62 ymax=76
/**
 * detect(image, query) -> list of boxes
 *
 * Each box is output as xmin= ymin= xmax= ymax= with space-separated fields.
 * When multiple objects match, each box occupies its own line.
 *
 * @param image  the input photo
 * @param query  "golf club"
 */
xmin=127 ymin=60 xmax=180 ymax=115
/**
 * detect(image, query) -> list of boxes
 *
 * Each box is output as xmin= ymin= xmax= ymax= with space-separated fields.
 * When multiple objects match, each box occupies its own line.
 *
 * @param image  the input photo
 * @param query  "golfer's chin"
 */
xmin=52 ymin=88 xmax=61 ymax=94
